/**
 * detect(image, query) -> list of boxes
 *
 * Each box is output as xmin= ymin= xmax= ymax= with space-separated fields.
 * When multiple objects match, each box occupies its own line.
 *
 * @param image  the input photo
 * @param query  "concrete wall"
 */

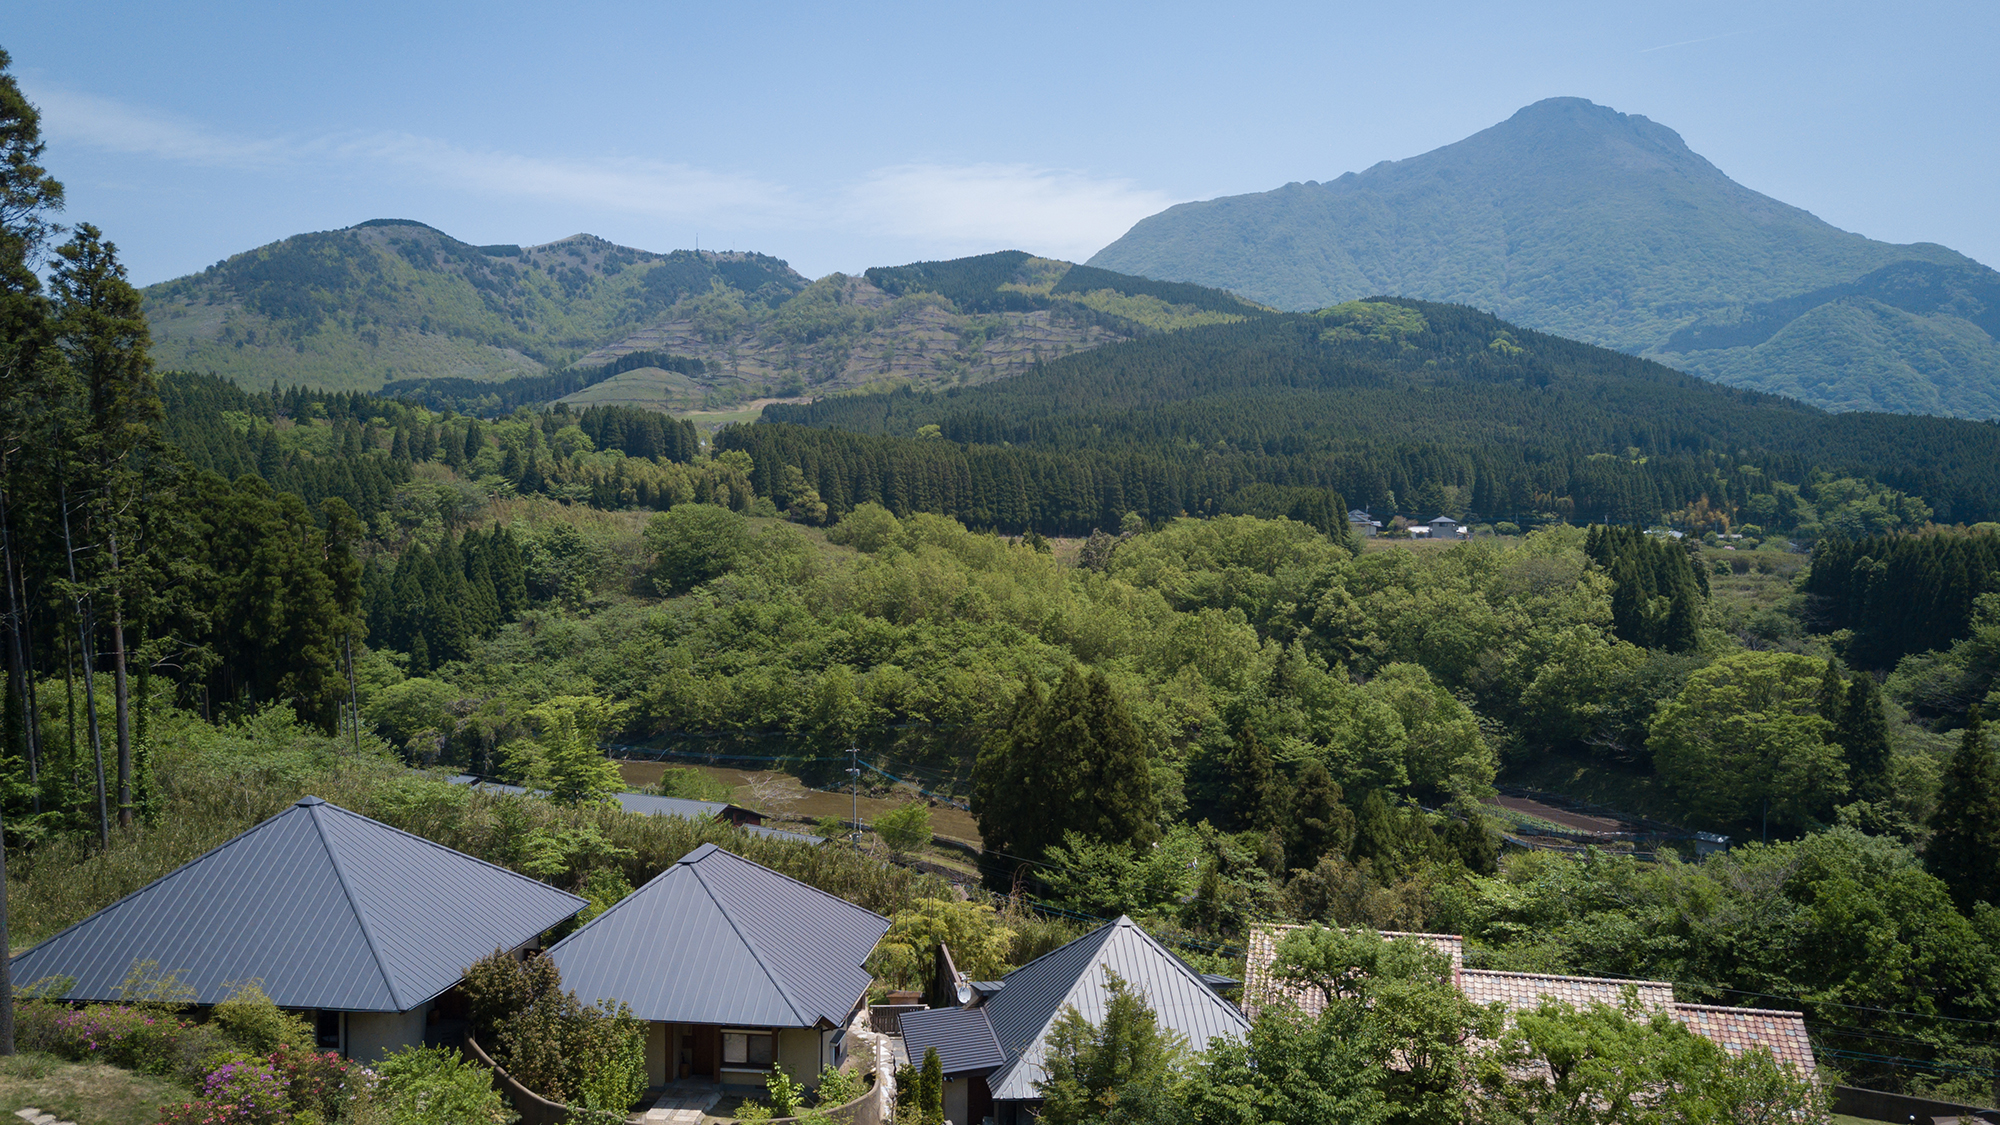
xmin=779 ymin=1028 xmax=821 ymax=1088
xmin=944 ymin=1077 xmax=970 ymax=1125
xmin=345 ymin=1006 xmax=428 ymax=1062
xmin=646 ymin=1021 xmax=669 ymax=1087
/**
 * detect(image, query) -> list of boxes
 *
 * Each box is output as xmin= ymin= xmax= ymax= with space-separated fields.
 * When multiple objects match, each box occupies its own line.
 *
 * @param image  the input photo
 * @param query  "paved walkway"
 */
xmin=16 ymin=1110 xmax=77 ymax=1125
xmin=640 ymin=1081 xmax=722 ymax=1124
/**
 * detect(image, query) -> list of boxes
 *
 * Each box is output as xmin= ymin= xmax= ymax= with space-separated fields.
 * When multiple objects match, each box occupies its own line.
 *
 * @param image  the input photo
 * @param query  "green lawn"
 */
xmin=0 ymin=1052 xmax=188 ymax=1125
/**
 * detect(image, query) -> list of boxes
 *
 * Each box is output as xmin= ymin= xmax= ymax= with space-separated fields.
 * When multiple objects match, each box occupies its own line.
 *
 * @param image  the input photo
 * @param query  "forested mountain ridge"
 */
xmin=1088 ymin=97 xmax=2000 ymax=419
xmin=141 ymin=219 xmax=807 ymax=393
xmin=753 ymin=299 xmax=2000 ymax=530
xmin=141 ymin=226 xmax=1265 ymax=410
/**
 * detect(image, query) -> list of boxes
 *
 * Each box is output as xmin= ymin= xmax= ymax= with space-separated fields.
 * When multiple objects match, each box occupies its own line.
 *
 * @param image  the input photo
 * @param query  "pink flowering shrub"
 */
xmin=16 ymin=1001 xmax=227 ymax=1084
xmin=157 ymin=1047 xmax=377 ymax=1125
xmin=160 ymin=1055 xmax=291 ymax=1124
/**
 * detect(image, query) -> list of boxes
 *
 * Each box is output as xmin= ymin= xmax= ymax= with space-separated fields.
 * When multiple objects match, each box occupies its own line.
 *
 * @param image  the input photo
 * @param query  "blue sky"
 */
xmin=11 ymin=0 xmax=1996 ymax=286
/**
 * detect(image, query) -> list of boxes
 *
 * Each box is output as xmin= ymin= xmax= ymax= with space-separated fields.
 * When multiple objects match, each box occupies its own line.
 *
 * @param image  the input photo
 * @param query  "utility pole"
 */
xmin=847 ymin=746 xmax=862 ymax=846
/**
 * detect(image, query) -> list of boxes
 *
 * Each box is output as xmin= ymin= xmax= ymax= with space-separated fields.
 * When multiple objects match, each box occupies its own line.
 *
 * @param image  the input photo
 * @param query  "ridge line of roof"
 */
xmin=1461 ymin=967 xmax=1674 ymax=989
xmin=1672 ymin=1002 xmax=1808 ymax=1017
xmin=989 ymin=922 xmax=1127 ymax=1088
xmin=689 ymin=842 xmax=889 ymax=927
xmin=308 ymin=801 xmax=407 ymax=1012
xmin=1111 ymin=918 xmax=1253 ymax=1031
xmin=691 ymin=850 xmax=816 ymax=1028
xmin=7 ymin=801 xmax=310 ymax=967
xmin=335 ymin=789 xmax=589 ymax=906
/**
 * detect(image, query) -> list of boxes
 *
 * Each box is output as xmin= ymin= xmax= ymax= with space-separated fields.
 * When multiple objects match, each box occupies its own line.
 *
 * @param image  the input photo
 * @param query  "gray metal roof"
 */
xmin=899 ymin=1005 xmax=1009 ymax=1077
xmin=9 ymin=796 xmax=585 ymax=1012
xmin=449 ymin=776 xmax=819 ymax=843
xmin=980 ymin=917 xmax=1251 ymax=1101
xmin=611 ymin=791 xmax=732 ymax=819
xmin=544 ymin=843 xmax=889 ymax=1027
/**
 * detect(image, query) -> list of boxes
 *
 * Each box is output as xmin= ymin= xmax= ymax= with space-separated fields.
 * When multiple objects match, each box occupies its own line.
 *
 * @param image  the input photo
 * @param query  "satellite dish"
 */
xmin=955 ymin=975 xmax=973 ymax=1007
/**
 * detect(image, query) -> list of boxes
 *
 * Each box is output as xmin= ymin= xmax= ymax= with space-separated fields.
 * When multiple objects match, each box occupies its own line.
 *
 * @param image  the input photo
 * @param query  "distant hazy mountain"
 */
xmin=142 ymin=224 xmax=1267 ymax=407
xmin=1089 ymin=97 xmax=2000 ymax=419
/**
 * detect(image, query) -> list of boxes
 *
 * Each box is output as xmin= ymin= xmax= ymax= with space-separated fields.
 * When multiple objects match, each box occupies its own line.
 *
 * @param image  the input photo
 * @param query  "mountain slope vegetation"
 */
xmin=143 ymin=220 xmax=805 ymax=392
xmin=1089 ymin=97 xmax=1999 ymax=418
xmin=142 ymin=230 xmax=1264 ymax=409
xmin=752 ymin=299 xmax=2000 ymax=530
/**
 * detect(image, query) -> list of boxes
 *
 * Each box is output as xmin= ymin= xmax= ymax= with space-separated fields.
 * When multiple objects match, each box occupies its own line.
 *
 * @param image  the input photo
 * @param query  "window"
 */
xmin=722 ymin=1031 xmax=775 ymax=1067
xmin=316 ymin=1010 xmax=342 ymax=1051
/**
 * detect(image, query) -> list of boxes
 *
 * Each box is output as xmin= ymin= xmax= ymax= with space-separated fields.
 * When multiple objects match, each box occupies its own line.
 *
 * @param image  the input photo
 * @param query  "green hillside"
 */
xmin=1088 ymin=97 xmax=2000 ymax=419
xmin=144 ymin=231 xmax=1263 ymax=407
xmin=142 ymin=220 xmax=806 ymax=393
xmin=745 ymin=298 xmax=2000 ymax=530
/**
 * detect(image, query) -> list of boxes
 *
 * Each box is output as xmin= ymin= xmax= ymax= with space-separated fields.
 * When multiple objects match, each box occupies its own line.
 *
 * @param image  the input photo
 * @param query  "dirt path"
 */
xmin=615 ymin=760 xmax=982 ymax=842
xmin=1485 ymin=794 xmax=1635 ymax=835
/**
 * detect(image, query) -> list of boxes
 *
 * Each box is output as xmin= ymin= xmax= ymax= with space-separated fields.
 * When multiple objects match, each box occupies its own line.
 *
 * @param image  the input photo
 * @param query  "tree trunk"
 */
xmin=0 ymin=799 xmax=12 ymax=1056
xmin=58 ymin=478 xmax=108 ymax=847
xmin=107 ymin=526 xmax=131 ymax=828
xmin=345 ymin=632 xmax=360 ymax=757
xmin=0 ymin=481 xmax=37 ymax=810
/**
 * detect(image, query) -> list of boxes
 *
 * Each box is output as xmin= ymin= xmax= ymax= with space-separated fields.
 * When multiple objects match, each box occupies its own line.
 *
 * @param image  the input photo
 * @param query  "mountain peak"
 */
xmin=1088 ymin=99 xmax=1997 ymax=419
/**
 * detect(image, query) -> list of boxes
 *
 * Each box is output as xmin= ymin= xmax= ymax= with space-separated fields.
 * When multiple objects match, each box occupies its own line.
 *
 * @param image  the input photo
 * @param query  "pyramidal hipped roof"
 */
xmin=965 ymin=916 xmax=1251 ymax=1101
xmin=544 ymin=842 xmax=889 ymax=1028
xmin=10 ymin=797 xmax=586 ymax=1013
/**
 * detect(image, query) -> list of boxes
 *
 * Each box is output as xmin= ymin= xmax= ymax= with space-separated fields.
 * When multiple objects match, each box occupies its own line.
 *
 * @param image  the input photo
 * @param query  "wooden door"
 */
xmin=692 ymin=1024 xmax=720 ymax=1079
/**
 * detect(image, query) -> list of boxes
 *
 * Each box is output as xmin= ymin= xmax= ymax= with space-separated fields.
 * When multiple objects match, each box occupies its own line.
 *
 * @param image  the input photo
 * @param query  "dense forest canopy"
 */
xmin=751 ymin=300 xmax=2000 ymax=530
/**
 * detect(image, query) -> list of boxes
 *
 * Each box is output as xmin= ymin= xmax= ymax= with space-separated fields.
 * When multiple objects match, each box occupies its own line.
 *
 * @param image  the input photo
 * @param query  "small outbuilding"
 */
xmin=8 ymin=796 xmax=586 ymax=1060
xmin=900 ymin=916 xmax=1250 ymax=1125
xmin=543 ymin=842 xmax=890 ymax=1092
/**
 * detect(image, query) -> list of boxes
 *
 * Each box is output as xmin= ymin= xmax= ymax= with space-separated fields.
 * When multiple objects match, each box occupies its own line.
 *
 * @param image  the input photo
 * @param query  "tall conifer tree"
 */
xmin=1928 ymin=710 xmax=2000 ymax=912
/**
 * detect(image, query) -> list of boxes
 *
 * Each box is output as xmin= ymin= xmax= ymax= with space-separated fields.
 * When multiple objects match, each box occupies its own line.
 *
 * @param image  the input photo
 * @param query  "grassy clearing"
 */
xmin=0 ymin=1052 xmax=187 ymax=1125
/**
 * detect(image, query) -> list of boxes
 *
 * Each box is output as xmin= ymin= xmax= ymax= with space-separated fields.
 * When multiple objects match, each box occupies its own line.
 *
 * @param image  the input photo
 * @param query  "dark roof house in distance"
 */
xmin=8 ymin=796 xmax=585 ymax=1060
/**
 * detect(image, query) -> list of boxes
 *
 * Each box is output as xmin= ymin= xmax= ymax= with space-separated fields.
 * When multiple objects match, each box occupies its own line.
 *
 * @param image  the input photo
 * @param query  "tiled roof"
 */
xmin=9 ymin=797 xmax=584 ymax=1012
xmin=544 ymin=843 xmax=888 ymax=1028
xmin=1460 ymin=968 xmax=1675 ymax=1013
xmin=1673 ymin=1003 xmax=1816 ymax=1072
xmin=1243 ymin=925 xmax=1463 ymax=1018
xmin=1239 ymin=924 xmax=1815 ymax=1074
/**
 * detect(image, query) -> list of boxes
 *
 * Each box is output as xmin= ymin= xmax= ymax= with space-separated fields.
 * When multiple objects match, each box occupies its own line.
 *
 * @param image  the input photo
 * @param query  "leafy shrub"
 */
xmin=163 ymin=1054 xmax=292 ymax=1125
xmin=16 ymin=1000 xmax=227 ymax=1086
xmin=814 ymin=1064 xmax=866 ymax=1107
xmin=461 ymin=950 xmax=645 ymax=1111
xmin=211 ymin=981 xmax=315 ymax=1055
xmin=874 ymin=802 xmax=933 ymax=856
xmin=158 ymin=1045 xmax=376 ymax=1124
xmin=372 ymin=1045 xmax=511 ymax=1125
xmin=765 ymin=1066 xmax=805 ymax=1116
xmin=651 ymin=765 xmax=731 ymax=801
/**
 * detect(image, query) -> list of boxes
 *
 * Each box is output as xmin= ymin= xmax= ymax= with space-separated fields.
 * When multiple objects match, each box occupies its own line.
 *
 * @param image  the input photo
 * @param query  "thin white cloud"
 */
xmin=34 ymin=86 xmax=298 ymax=170
xmin=337 ymin=133 xmax=796 ymax=224
xmin=844 ymin=163 xmax=1180 ymax=261
xmin=32 ymin=83 xmax=796 ymax=226
xmin=30 ymin=85 xmax=1180 ymax=263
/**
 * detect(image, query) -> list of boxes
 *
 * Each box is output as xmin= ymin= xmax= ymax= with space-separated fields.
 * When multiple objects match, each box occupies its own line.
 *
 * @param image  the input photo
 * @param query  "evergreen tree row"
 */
xmin=1803 ymin=531 xmax=2000 ymax=669
xmin=1585 ymin=525 xmax=1708 ymax=653
xmin=760 ymin=305 xmax=2000 ymax=525
xmin=362 ymin=525 xmax=528 ymax=676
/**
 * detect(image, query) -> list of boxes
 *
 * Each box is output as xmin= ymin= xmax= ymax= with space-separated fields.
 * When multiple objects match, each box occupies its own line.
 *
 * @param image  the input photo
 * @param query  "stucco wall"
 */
xmin=646 ymin=1020 xmax=669 ymax=1087
xmin=345 ymin=1007 xmax=428 ymax=1061
xmin=779 ymin=1028 xmax=821 ymax=1088
xmin=944 ymin=1077 xmax=970 ymax=1125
